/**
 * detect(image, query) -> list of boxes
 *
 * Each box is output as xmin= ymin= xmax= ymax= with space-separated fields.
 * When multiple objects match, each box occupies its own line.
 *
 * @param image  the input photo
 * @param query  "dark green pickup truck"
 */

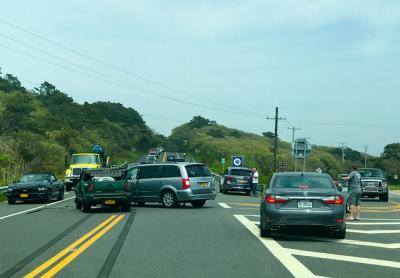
xmin=75 ymin=167 xmax=131 ymax=212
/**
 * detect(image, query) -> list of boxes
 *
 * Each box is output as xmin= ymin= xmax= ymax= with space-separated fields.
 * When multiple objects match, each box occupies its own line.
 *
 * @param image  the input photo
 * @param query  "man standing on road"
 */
xmin=344 ymin=165 xmax=362 ymax=220
xmin=251 ymin=168 xmax=259 ymax=197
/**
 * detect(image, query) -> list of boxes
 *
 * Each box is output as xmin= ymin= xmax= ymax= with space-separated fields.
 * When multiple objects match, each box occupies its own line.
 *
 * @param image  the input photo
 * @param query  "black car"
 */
xmin=222 ymin=167 xmax=252 ymax=194
xmin=6 ymin=173 xmax=64 ymax=204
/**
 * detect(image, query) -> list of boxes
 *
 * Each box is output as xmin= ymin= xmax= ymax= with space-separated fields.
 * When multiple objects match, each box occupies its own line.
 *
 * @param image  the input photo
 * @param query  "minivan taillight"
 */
xmin=226 ymin=176 xmax=233 ymax=184
xmin=88 ymin=183 xmax=94 ymax=191
xmin=323 ymin=195 xmax=343 ymax=205
xmin=182 ymin=178 xmax=190 ymax=189
xmin=125 ymin=181 xmax=130 ymax=190
xmin=265 ymin=194 xmax=288 ymax=204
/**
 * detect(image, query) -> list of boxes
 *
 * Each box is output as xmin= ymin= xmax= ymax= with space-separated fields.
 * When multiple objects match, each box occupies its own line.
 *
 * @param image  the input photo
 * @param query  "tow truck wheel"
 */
xmin=379 ymin=193 xmax=389 ymax=202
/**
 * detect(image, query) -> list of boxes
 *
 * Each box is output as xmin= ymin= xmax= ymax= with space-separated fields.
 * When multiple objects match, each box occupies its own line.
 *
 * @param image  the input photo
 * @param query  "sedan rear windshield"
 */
xmin=230 ymin=169 xmax=252 ymax=176
xmin=185 ymin=165 xmax=211 ymax=178
xmin=273 ymin=175 xmax=334 ymax=189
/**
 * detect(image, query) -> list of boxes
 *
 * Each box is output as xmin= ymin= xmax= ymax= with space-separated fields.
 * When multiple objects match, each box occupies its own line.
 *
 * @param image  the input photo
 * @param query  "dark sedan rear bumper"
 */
xmin=226 ymin=183 xmax=251 ymax=191
xmin=260 ymin=204 xmax=346 ymax=230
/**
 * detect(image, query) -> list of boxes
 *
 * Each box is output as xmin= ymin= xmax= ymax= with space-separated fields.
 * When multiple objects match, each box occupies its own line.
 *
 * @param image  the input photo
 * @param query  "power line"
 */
xmin=0 ymin=18 xmax=262 ymax=116
xmin=0 ymin=43 xmax=265 ymax=118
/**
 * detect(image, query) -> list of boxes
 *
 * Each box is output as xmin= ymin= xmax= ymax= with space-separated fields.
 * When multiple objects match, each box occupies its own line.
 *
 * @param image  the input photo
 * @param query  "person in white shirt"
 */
xmin=251 ymin=168 xmax=259 ymax=197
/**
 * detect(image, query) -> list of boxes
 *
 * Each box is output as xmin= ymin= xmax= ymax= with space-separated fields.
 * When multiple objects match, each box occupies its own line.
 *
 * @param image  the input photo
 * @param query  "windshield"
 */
xmin=20 ymin=174 xmax=50 ymax=183
xmin=230 ymin=169 xmax=252 ymax=176
xmin=273 ymin=175 xmax=334 ymax=189
xmin=71 ymin=155 xmax=100 ymax=164
xmin=359 ymin=169 xmax=384 ymax=178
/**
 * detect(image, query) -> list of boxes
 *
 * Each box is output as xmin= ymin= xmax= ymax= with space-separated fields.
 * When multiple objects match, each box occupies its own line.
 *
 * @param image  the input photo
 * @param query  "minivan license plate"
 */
xmin=200 ymin=182 xmax=208 ymax=188
xmin=298 ymin=201 xmax=312 ymax=209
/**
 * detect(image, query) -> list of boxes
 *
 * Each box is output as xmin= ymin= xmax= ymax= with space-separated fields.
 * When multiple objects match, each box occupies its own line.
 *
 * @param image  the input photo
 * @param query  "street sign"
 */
xmin=292 ymin=138 xmax=311 ymax=159
xmin=232 ymin=156 xmax=244 ymax=167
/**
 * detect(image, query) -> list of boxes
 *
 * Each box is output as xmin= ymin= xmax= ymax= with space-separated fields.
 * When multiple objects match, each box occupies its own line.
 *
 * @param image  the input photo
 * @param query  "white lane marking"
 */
xmin=287 ymin=248 xmax=400 ymax=269
xmin=347 ymin=229 xmax=400 ymax=234
xmin=347 ymin=222 xmax=400 ymax=225
xmin=0 ymin=197 xmax=75 ymax=221
xmin=235 ymin=214 xmax=316 ymax=277
xmin=390 ymin=192 xmax=400 ymax=197
xmin=243 ymin=215 xmax=260 ymax=217
xmin=218 ymin=202 xmax=231 ymax=209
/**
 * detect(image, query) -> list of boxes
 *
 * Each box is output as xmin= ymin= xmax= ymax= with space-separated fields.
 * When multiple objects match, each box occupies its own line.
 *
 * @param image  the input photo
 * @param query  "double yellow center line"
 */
xmin=24 ymin=214 xmax=125 ymax=278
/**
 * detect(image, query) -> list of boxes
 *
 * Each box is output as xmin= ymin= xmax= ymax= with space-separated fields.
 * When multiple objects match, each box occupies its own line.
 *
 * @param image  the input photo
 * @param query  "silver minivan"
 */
xmin=126 ymin=162 xmax=216 ymax=208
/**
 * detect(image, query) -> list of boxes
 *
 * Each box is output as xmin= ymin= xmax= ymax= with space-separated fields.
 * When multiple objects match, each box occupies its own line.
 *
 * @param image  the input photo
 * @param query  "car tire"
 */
xmin=81 ymin=199 xmax=91 ymax=212
xmin=121 ymin=202 xmax=131 ymax=212
xmin=379 ymin=193 xmax=389 ymax=202
xmin=260 ymin=227 xmax=271 ymax=237
xmin=223 ymin=186 xmax=228 ymax=195
xmin=333 ymin=228 xmax=346 ymax=239
xmin=66 ymin=183 xmax=72 ymax=192
xmin=45 ymin=190 xmax=52 ymax=203
xmin=57 ymin=188 xmax=64 ymax=201
xmin=75 ymin=198 xmax=82 ymax=209
xmin=161 ymin=190 xmax=177 ymax=208
xmin=346 ymin=201 xmax=351 ymax=213
xmin=137 ymin=202 xmax=145 ymax=207
xmin=7 ymin=198 xmax=15 ymax=205
xmin=190 ymin=200 xmax=206 ymax=208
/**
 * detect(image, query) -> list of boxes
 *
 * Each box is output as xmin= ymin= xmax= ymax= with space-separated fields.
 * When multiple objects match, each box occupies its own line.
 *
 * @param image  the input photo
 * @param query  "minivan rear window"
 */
xmin=230 ymin=169 xmax=252 ymax=176
xmin=273 ymin=175 xmax=334 ymax=189
xmin=185 ymin=165 xmax=211 ymax=178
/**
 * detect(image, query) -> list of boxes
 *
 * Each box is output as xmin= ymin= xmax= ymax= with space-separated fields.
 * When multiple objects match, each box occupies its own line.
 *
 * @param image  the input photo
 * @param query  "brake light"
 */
xmin=88 ymin=183 xmax=94 ymax=191
xmin=182 ymin=178 xmax=191 ymax=189
xmin=125 ymin=181 xmax=130 ymax=190
xmin=265 ymin=195 xmax=288 ymax=204
xmin=226 ymin=176 xmax=233 ymax=184
xmin=323 ymin=195 xmax=343 ymax=205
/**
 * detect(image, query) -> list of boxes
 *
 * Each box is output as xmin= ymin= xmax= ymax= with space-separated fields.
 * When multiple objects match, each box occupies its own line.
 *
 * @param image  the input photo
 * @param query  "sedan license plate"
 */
xmin=199 ymin=182 xmax=208 ymax=188
xmin=298 ymin=200 xmax=312 ymax=209
xmin=364 ymin=186 xmax=378 ymax=192
xmin=20 ymin=194 xmax=28 ymax=198
xmin=105 ymin=200 xmax=116 ymax=205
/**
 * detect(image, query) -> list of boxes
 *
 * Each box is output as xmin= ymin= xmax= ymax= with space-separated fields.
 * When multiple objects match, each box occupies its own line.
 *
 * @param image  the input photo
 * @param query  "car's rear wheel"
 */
xmin=66 ymin=183 xmax=72 ymax=192
xmin=81 ymin=199 xmax=91 ymax=212
xmin=7 ymin=198 xmax=15 ymax=205
xmin=223 ymin=186 xmax=228 ymax=195
xmin=260 ymin=227 xmax=271 ymax=237
xmin=121 ymin=202 xmax=131 ymax=212
xmin=191 ymin=200 xmax=206 ymax=208
xmin=75 ymin=198 xmax=82 ymax=209
xmin=161 ymin=190 xmax=177 ymax=208
xmin=346 ymin=200 xmax=351 ymax=213
xmin=333 ymin=228 xmax=346 ymax=239
xmin=379 ymin=193 xmax=389 ymax=202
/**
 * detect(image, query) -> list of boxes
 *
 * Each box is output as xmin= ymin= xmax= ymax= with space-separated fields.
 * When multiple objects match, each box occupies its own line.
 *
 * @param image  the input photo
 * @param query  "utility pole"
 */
xmin=339 ymin=143 xmax=347 ymax=164
xmin=364 ymin=145 xmax=368 ymax=168
xmin=288 ymin=126 xmax=301 ymax=144
xmin=267 ymin=107 xmax=286 ymax=172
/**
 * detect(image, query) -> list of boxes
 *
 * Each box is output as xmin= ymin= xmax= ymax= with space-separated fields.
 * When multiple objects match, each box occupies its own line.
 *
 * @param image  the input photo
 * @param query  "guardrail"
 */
xmin=0 ymin=186 xmax=8 ymax=193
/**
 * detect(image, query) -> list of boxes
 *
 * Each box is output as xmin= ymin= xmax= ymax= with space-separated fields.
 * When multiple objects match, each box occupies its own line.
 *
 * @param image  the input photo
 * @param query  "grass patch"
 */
xmin=389 ymin=184 xmax=400 ymax=190
xmin=0 ymin=193 xmax=6 ymax=202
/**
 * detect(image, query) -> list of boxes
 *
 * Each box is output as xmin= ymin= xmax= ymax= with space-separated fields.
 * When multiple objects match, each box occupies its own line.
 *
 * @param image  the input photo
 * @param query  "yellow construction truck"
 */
xmin=64 ymin=144 xmax=108 ymax=191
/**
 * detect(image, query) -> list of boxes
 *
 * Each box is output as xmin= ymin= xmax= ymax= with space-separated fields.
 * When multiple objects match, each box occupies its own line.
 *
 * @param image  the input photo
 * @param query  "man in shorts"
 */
xmin=344 ymin=165 xmax=362 ymax=220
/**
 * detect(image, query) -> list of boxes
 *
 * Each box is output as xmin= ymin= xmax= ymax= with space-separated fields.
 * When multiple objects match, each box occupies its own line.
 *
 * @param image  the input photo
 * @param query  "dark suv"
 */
xmin=221 ymin=167 xmax=252 ymax=194
xmin=359 ymin=168 xmax=389 ymax=201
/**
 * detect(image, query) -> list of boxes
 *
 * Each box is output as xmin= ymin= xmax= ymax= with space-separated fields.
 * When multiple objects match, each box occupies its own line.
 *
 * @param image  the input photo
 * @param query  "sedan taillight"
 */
xmin=323 ymin=195 xmax=343 ymax=205
xmin=265 ymin=194 xmax=288 ymax=204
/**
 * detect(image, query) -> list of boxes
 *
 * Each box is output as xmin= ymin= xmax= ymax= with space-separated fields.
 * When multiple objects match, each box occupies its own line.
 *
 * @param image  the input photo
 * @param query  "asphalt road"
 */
xmin=0 ymin=191 xmax=400 ymax=278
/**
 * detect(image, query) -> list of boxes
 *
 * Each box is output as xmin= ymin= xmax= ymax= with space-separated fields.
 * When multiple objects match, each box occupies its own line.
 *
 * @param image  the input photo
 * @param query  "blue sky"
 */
xmin=1 ymin=0 xmax=400 ymax=156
